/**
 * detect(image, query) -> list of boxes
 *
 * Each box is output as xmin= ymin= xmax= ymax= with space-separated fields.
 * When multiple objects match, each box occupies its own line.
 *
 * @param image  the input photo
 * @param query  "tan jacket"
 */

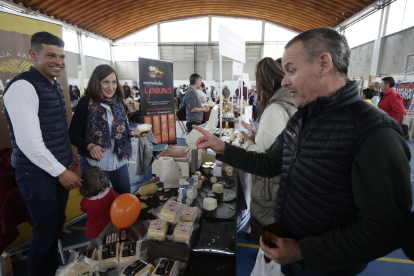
xmin=249 ymin=87 xmax=297 ymax=227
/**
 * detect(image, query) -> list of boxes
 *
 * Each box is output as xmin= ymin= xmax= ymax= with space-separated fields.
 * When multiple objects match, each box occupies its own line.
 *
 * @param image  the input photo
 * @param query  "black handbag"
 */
xmin=176 ymin=104 xmax=186 ymax=121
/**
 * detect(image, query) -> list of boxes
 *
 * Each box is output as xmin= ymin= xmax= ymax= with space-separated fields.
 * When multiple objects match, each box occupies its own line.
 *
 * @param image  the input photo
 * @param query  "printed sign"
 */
xmin=395 ymin=82 xmax=414 ymax=109
xmin=139 ymin=58 xmax=176 ymax=144
xmin=219 ymin=23 xmax=246 ymax=63
xmin=232 ymin=61 xmax=242 ymax=76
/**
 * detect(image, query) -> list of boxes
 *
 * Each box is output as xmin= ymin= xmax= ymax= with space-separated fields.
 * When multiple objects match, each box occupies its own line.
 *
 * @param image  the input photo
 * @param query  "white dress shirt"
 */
xmin=3 ymin=78 xmax=67 ymax=177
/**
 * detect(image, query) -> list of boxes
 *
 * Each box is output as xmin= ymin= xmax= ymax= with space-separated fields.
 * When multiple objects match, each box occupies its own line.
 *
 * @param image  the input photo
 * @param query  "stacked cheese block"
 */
xmin=148 ymin=201 xmax=200 ymax=245
xmin=177 ymin=171 xmax=204 ymax=205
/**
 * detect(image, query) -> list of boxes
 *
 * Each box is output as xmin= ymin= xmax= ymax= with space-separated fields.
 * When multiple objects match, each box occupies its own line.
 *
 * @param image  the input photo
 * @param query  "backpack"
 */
xmin=176 ymin=104 xmax=186 ymax=121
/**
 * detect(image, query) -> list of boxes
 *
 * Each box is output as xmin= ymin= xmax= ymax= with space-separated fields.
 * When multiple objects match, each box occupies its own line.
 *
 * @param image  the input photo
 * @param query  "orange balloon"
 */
xmin=110 ymin=193 xmax=141 ymax=229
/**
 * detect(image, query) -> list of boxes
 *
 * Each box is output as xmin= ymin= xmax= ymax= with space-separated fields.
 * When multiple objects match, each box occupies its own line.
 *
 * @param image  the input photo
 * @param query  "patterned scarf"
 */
xmin=86 ymin=94 xmax=132 ymax=161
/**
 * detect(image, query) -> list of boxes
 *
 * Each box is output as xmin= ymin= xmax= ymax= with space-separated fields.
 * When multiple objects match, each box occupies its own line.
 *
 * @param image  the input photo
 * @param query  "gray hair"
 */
xmin=370 ymin=82 xmax=380 ymax=89
xmin=285 ymin=27 xmax=350 ymax=80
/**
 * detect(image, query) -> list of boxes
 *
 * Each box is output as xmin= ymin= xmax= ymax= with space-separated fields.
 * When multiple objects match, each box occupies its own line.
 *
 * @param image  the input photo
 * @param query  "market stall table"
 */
xmin=86 ymin=169 xmax=246 ymax=276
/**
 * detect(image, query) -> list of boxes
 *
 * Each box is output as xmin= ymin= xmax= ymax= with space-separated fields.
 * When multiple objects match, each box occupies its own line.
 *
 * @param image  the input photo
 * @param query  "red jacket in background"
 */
xmin=379 ymin=87 xmax=405 ymax=121
xmin=80 ymin=189 xmax=119 ymax=238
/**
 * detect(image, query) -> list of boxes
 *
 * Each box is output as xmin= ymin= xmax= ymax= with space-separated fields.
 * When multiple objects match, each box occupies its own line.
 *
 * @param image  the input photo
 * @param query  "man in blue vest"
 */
xmin=3 ymin=32 xmax=82 ymax=276
xmin=193 ymin=27 xmax=412 ymax=276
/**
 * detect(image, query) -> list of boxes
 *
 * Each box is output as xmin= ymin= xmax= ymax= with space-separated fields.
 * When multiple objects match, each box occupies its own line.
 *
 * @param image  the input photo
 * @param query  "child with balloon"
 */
xmin=80 ymin=166 xmax=119 ymax=239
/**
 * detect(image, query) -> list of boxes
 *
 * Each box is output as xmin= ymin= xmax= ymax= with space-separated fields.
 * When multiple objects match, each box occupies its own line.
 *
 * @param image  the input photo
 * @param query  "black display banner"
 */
xmin=139 ymin=58 xmax=176 ymax=144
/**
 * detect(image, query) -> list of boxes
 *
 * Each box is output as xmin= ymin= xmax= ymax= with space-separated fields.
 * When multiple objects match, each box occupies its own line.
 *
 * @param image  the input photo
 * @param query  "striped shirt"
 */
xmin=86 ymin=103 xmax=128 ymax=171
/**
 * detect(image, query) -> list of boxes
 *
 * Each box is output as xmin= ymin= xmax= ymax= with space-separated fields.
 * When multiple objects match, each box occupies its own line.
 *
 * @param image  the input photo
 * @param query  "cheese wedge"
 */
xmin=148 ymin=219 xmax=168 ymax=241
xmin=122 ymin=259 xmax=155 ymax=276
xmin=120 ymin=241 xmax=141 ymax=266
xmin=98 ymin=242 xmax=120 ymax=268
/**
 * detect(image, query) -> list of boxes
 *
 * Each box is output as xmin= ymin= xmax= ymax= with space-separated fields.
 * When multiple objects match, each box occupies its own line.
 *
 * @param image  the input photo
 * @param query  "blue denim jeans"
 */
xmin=79 ymin=156 xmax=131 ymax=194
xmin=15 ymin=170 xmax=69 ymax=276
xmin=180 ymin=96 xmax=185 ymax=107
xmin=281 ymin=263 xmax=357 ymax=276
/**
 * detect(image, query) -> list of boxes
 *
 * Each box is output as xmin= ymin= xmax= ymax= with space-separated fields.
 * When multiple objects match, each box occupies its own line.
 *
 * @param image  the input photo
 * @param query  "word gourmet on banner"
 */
xmin=139 ymin=57 xmax=176 ymax=144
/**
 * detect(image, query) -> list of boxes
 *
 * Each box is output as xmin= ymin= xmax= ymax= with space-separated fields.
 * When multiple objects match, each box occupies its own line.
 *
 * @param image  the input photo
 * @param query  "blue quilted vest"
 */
xmin=3 ymin=66 xmax=73 ymax=173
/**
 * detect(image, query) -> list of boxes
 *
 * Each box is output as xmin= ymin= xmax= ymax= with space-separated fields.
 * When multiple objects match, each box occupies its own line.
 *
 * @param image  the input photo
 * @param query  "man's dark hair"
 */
xmin=31 ymin=31 xmax=65 ymax=53
xmin=243 ymin=81 xmax=245 ymax=85
xmin=285 ymin=27 xmax=350 ymax=80
xmin=381 ymin=77 xmax=395 ymax=89
xmin=362 ymin=88 xmax=376 ymax=100
xmin=189 ymin=73 xmax=202 ymax=85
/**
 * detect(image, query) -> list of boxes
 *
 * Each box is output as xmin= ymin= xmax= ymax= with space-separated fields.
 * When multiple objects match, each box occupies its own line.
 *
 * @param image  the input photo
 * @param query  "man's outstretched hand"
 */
xmin=193 ymin=125 xmax=226 ymax=155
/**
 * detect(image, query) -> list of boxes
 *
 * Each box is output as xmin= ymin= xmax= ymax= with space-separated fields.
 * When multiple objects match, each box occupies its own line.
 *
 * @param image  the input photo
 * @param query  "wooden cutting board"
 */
xmin=159 ymin=145 xmax=191 ymax=160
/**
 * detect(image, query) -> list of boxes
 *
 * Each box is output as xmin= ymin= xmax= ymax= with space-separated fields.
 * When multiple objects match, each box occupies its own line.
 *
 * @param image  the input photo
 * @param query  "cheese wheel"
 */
xmin=178 ymin=185 xmax=197 ymax=199
xmin=120 ymin=241 xmax=141 ymax=266
xmin=148 ymin=219 xmax=168 ymax=241
xmin=139 ymin=183 xmax=158 ymax=196
xmin=180 ymin=206 xmax=199 ymax=222
xmin=210 ymin=176 xmax=217 ymax=184
xmin=57 ymin=261 xmax=97 ymax=276
xmin=98 ymin=242 xmax=120 ymax=268
xmin=152 ymin=258 xmax=179 ymax=276
xmin=177 ymin=196 xmax=193 ymax=205
xmin=122 ymin=259 xmax=155 ymax=276
xmin=75 ymin=248 xmax=97 ymax=261
xmin=160 ymin=201 xmax=183 ymax=224
xmin=203 ymin=198 xmax=218 ymax=211
xmin=212 ymin=183 xmax=223 ymax=194
xmin=134 ymin=124 xmax=152 ymax=136
xmin=173 ymin=221 xmax=194 ymax=244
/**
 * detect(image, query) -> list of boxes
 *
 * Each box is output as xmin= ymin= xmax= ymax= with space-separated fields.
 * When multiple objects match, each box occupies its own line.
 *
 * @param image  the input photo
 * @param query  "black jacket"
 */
xmin=218 ymin=81 xmax=412 ymax=275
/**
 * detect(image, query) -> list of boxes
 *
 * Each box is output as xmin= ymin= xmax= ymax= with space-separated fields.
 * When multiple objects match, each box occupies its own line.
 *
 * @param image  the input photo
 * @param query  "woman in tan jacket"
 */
xmin=242 ymin=58 xmax=297 ymax=242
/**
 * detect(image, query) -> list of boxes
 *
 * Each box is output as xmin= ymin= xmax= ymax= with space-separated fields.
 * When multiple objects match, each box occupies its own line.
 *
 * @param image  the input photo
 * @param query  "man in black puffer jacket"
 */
xmin=193 ymin=27 xmax=412 ymax=276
